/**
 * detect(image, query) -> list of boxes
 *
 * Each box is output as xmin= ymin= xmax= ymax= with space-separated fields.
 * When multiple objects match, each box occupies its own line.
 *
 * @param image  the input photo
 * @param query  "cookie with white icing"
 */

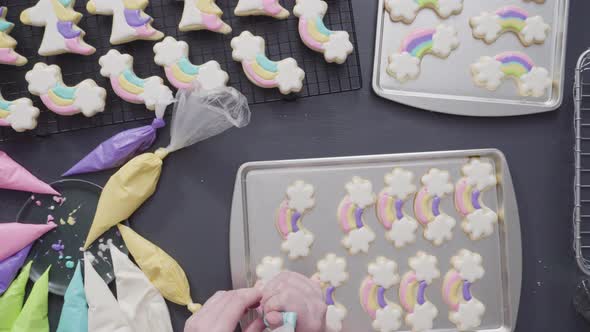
xmin=384 ymin=0 xmax=463 ymax=24
xmin=413 ymin=168 xmax=456 ymax=246
xmin=154 ymin=36 xmax=229 ymax=90
xmin=0 ymin=92 xmax=39 ymax=132
xmin=256 ymin=256 xmax=283 ymax=284
xmin=180 ymin=0 xmax=231 ymax=34
xmin=443 ymin=250 xmax=486 ymax=330
xmin=0 ymin=7 xmax=27 ymax=66
xmin=231 ymin=31 xmax=305 ymax=95
xmin=25 ymin=63 xmax=106 ymax=117
xmin=338 ymin=176 xmax=376 ymax=254
xmin=293 ymin=0 xmax=354 ymax=64
xmin=469 ymin=6 xmax=549 ymax=46
xmin=377 ymin=168 xmax=418 ymax=248
xmin=99 ymin=50 xmax=173 ymax=111
xmin=399 ymin=252 xmax=439 ymax=332
xmin=276 ymin=180 xmax=315 ymax=259
xmin=317 ymin=254 xmax=348 ymax=332
xmin=20 ymin=0 xmax=95 ymax=56
xmin=387 ymin=25 xmax=459 ymax=83
xmin=471 ymin=51 xmax=552 ymax=98
xmin=234 ymin=0 xmax=289 ymax=19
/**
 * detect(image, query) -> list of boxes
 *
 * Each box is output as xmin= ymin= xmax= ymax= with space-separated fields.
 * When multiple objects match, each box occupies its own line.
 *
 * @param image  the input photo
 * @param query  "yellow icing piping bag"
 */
xmin=84 ymin=87 xmax=250 ymax=249
xmin=117 ymin=224 xmax=201 ymax=313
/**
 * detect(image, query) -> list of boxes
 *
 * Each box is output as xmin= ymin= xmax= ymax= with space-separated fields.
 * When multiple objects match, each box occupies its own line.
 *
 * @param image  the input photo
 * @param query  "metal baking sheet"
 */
xmin=230 ymin=149 xmax=521 ymax=331
xmin=372 ymin=0 xmax=569 ymax=116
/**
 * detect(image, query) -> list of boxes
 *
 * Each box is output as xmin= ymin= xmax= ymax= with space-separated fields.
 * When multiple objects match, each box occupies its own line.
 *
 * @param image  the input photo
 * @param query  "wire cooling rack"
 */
xmin=0 ymin=0 xmax=362 ymax=141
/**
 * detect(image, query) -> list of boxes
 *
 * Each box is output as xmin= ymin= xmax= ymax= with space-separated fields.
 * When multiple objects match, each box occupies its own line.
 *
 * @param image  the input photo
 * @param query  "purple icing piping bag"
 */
xmin=62 ymin=118 xmax=165 ymax=176
xmin=0 ymin=244 xmax=31 ymax=295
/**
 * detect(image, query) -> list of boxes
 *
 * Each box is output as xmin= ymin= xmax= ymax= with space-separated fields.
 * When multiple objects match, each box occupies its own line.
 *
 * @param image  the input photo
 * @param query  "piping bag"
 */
xmin=62 ymin=87 xmax=174 ymax=177
xmin=267 ymin=312 xmax=297 ymax=332
xmin=0 ymin=150 xmax=60 ymax=195
xmin=83 ymin=87 xmax=250 ymax=248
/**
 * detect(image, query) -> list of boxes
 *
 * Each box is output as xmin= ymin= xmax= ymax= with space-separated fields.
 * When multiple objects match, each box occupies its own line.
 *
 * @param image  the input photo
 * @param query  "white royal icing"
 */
xmin=405 ymin=301 xmax=438 ymax=332
xmin=196 ymin=61 xmax=229 ymax=90
xmin=463 ymin=208 xmax=497 ymax=240
xmin=519 ymin=66 xmax=552 ymax=98
xmin=341 ymin=227 xmax=375 ymax=254
xmin=2 ymin=97 xmax=39 ymax=132
xmin=451 ymin=249 xmax=485 ymax=283
xmin=275 ymin=58 xmax=306 ymax=94
xmin=424 ymin=214 xmax=456 ymax=246
xmin=462 ymin=159 xmax=496 ymax=191
xmin=470 ymin=12 xmax=502 ymax=43
xmin=256 ymin=256 xmax=283 ymax=284
xmin=235 ymin=0 xmax=289 ymax=18
xmin=471 ymin=56 xmax=504 ymax=90
xmin=449 ymin=298 xmax=485 ymax=331
xmin=153 ymin=36 xmax=187 ymax=67
xmin=286 ymin=180 xmax=315 ymax=213
xmin=293 ymin=0 xmax=328 ymax=18
xmin=326 ymin=304 xmax=347 ymax=332
xmin=385 ymin=0 xmax=462 ymax=22
xmin=521 ymin=16 xmax=550 ymax=44
xmin=235 ymin=0 xmax=264 ymax=12
xmin=372 ymin=305 xmax=402 ymax=332
xmin=345 ymin=176 xmax=376 ymax=208
xmin=387 ymin=52 xmax=420 ymax=82
xmin=73 ymin=80 xmax=108 ymax=117
xmin=368 ymin=256 xmax=400 ymax=289
xmin=25 ymin=63 xmax=60 ymax=95
xmin=386 ymin=216 xmax=418 ymax=248
xmin=384 ymin=168 xmax=416 ymax=200
xmin=317 ymin=254 xmax=348 ymax=287
xmin=470 ymin=9 xmax=549 ymax=45
xmin=323 ymin=31 xmax=354 ymax=64
xmin=437 ymin=0 xmax=463 ymax=17
xmin=422 ymin=168 xmax=453 ymax=197
xmin=139 ymin=77 xmax=174 ymax=111
xmin=231 ymin=31 xmax=266 ymax=61
xmin=409 ymin=252 xmax=439 ymax=284
xmin=431 ymin=24 xmax=460 ymax=58
xmin=99 ymin=49 xmax=133 ymax=77
xmin=281 ymin=230 xmax=314 ymax=259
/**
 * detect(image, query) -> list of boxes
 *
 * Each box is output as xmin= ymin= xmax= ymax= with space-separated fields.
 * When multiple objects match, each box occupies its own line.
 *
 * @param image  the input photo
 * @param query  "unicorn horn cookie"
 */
xmin=293 ymin=0 xmax=354 ymax=64
xmin=153 ymin=36 xmax=229 ymax=90
xmin=26 ymin=63 xmax=106 ymax=117
xmin=316 ymin=254 xmax=348 ymax=332
xmin=377 ymin=168 xmax=419 ymax=248
xmin=413 ymin=168 xmax=456 ymax=246
xmin=400 ymin=252 xmax=440 ymax=332
xmin=99 ymin=49 xmax=173 ymax=110
xmin=234 ymin=0 xmax=289 ymax=19
xmin=360 ymin=257 xmax=403 ymax=332
xmin=20 ymin=0 xmax=95 ymax=56
xmin=455 ymin=159 xmax=498 ymax=240
xmin=387 ymin=24 xmax=459 ymax=82
xmin=179 ymin=0 xmax=231 ymax=34
xmin=443 ymin=250 xmax=486 ymax=331
xmin=338 ymin=176 xmax=376 ymax=254
xmin=231 ymin=31 xmax=305 ymax=95
xmin=469 ymin=6 xmax=549 ymax=46
xmin=276 ymin=180 xmax=315 ymax=259
xmin=385 ymin=0 xmax=463 ymax=24
xmin=0 ymin=7 xmax=27 ymax=66
xmin=86 ymin=0 xmax=164 ymax=44
xmin=0 ymin=92 xmax=40 ymax=132
xmin=471 ymin=51 xmax=552 ymax=97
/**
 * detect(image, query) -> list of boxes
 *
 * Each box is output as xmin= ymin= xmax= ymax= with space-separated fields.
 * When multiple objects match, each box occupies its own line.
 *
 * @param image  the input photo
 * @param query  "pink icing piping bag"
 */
xmin=0 ymin=150 xmax=60 ymax=196
xmin=0 ymin=222 xmax=57 ymax=261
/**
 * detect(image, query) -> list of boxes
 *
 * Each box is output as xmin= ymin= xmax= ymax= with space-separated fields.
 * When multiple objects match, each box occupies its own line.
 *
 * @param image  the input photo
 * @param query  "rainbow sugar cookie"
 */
xmin=469 ymin=6 xmax=549 ymax=46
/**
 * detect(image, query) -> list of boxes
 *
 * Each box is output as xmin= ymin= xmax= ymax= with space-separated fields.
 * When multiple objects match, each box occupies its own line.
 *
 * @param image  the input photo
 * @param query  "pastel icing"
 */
xmin=25 ymin=63 xmax=106 ymax=117
xmin=0 ymin=7 xmax=27 ymax=66
xmin=234 ymin=0 xmax=290 ymax=19
xmin=153 ymin=36 xmax=229 ymax=90
xmin=0 ymin=92 xmax=40 ymax=132
xmin=338 ymin=177 xmax=376 ymax=254
xmin=317 ymin=254 xmax=348 ymax=332
xmin=276 ymin=180 xmax=315 ymax=259
xmin=293 ymin=0 xmax=353 ymax=64
xmin=384 ymin=0 xmax=463 ymax=23
xmin=360 ymin=257 xmax=402 ymax=331
xmin=20 ymin=0 xmax=95 ymax=56
xmin=231 ymin=31 xmax=305 ymax=95
xmin=400 ymin=252 xmax=439 ymax=332
xmin=86 ymin=0 xmax=164 ymax=44
xmin=179 ymin=0 xmax=231 ymax=33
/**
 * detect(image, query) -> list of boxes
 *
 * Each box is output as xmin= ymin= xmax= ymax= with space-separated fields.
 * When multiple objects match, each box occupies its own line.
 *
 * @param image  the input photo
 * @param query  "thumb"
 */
xmin=243 ymin=318 xmax=266 ymax=332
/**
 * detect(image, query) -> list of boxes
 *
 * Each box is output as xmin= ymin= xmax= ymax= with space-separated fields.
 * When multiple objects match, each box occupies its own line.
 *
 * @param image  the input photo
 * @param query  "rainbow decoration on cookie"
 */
xmin=399 ymin=252 xmax=439 ymax=332
xmin=25 ymin=63 xmax=106 ymax=117
xmin=359 ymin=257 xmax=402 ymax=331
xmin=275 ymin=181 xmax=315 ymax=259
xmin=231 ymin=31 xmax=305 ymax=95
xmin=179 ymin=0 xmax=231 ymax=33
xmin=293 ymin=0 xmax=353 ymax=64
xmin=443 ymin=250 xmax=486 ymax=330
xmin=86 ymin=0 xmax=164 ymax=44
xmin=337 ymin=176 xmax=376 ymax=254
xmin=384 ymin=0 xmax=463 ymax=23
xmin=454 ymin=159 xmax=498 ymax=240
xmin=20 ymin=0 xmax=95 ymax=56
xmin=0 ymin=93 xmax=39 ymax=132
xmin=470 ymin=6 xmax=549 ymax=46
xmin=153 ymin=37 xmax=228 ymax=90
xmin=0 ymin=7 xmax=27 ymax=66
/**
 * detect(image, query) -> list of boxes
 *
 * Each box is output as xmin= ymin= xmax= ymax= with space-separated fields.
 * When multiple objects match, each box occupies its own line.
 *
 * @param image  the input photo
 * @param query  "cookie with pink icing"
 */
xmin=338 ymin=176 xmax=376 ymax=254
xmin=317 ymin=254 xmax=348 ymax=332
xmin=384 ymin=0 xmax=463 ymax=24
xmin=20 ymin=0 xmax=95 ymax=56
xmin=455 ymin=159 xmax=498 ymax=240
xmin=0 ymin=7 xmax=27 ymax=66
xmin=442 ymin=250 xmax=486 ymax=330
xmin=0 ymin=92 xmax=39 ymax=132
xmin=276 ymin=180 xmax=315 ymax=259
xmin=25 ymin=63 xmax=106 ymax=117
xmin=180 ymin=0 xmax=231 ymax=34
xmin=293 ymin=0 xmax=354 ymax=64
xmin=471 ymin=51 xmax=552 ymax=97
xmin=469 ymin=6 xmax=549 ymax=46
xmin=234 ymin=0 xmax=289 ymax=19
xmin=359 ymin=257 xmax=403 ymax=332
xmin=387 ymin=24 xmax=459 ymax=82
xmin=377 ymin=168 xmax=418 ymax=248
xmin=413 ymin=168 xmax=456 ymax=246
xmin=231 ymin=31 xmax=305 ymax=95
xmin=399 ymin=252 xmax=440 ymax=332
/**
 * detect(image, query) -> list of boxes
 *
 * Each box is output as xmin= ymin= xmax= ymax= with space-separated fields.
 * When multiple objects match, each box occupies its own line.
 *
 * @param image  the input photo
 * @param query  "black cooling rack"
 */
xmin=0 ymin=0 xmax=361 ymax=141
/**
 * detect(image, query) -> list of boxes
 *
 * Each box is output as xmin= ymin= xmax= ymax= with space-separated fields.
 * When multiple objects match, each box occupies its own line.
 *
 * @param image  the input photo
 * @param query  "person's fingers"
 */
xmin=263 ymin=311 xmax=284 ymax=329
xmin=196 ymin=290 xmax=227 ymax=318
xmin=223 ymin=288 xmax=263 ymax=323
xmin=243 ymin=318 xmax=266 ymax=332
xmin=287 ymin=271 xmax=323 ymax=298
